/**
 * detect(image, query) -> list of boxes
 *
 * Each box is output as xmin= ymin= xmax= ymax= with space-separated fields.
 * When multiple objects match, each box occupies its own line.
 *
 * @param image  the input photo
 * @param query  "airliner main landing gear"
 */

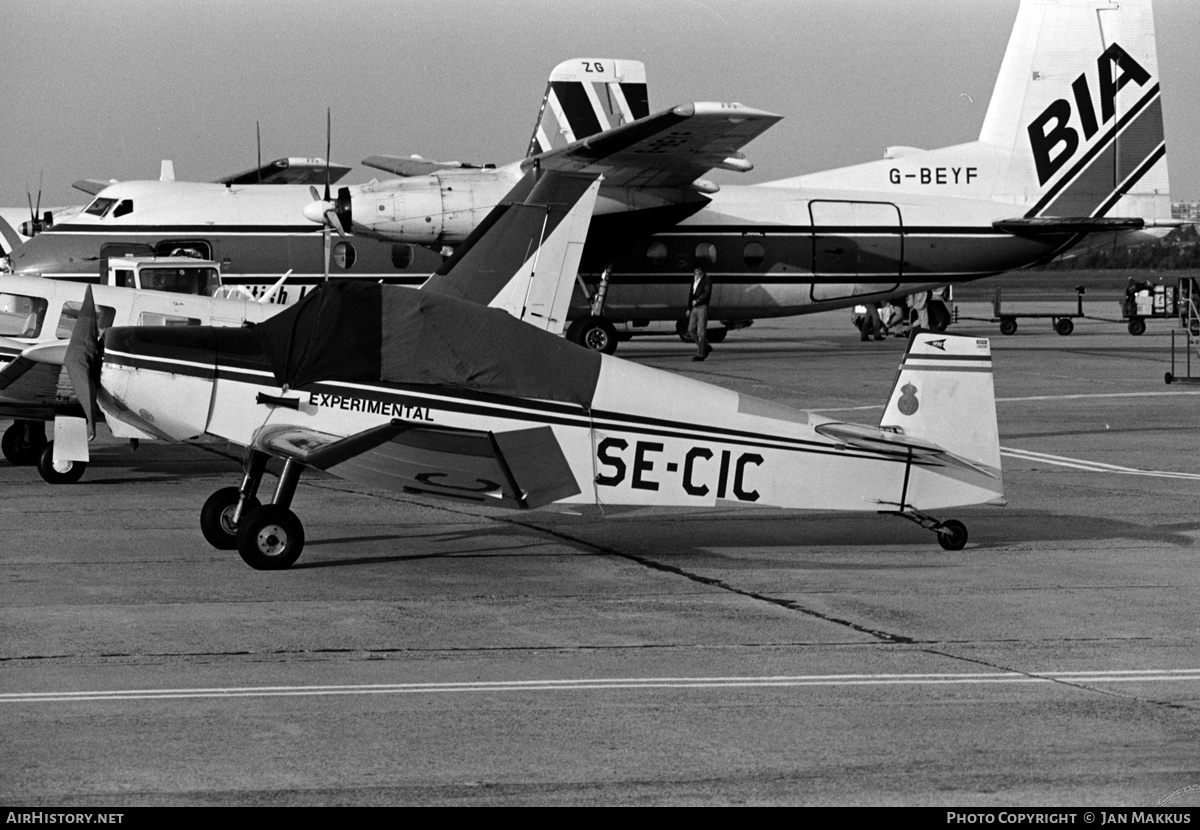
xmin=200 ymin=451 xmax=306 ymax=570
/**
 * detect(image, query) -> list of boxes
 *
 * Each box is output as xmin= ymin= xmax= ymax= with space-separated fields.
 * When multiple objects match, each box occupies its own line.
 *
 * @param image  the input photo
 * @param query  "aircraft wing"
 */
xmin=72 ymin=179 xmax=117 ymax=195
xmin=253 ymin=421 xmax=580 ymax=509
xmin=0 ymin=346 xmax=64 ymax=413
xmin=361 ymin=155 xmax=496 ymax=177
xmin=215 ymin=157 xmax=353 ymax=186
xmin=527 ymin=101 xmax=782 ymax=189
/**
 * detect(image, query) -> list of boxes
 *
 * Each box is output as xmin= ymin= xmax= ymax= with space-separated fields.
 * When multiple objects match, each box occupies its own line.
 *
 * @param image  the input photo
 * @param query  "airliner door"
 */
xmin=810 ymin=201 xmax=902 ymax=302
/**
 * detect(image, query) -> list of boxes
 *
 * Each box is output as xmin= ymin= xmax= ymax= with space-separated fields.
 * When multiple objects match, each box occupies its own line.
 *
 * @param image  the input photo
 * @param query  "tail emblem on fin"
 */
xmin=897 ymin=383 xmax=920 ymax=416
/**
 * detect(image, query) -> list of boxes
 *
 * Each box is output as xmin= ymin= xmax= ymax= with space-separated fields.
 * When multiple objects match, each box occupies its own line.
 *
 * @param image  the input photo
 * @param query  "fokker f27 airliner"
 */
xmin=73 ymin=167 xmax=1004 ymax=570
xmin=306 ymin=0 xmax=1177 ymax=352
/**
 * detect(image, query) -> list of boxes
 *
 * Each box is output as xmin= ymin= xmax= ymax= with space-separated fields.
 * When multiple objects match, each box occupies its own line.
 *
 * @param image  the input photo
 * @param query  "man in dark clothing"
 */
xmin=687 ymin=266 xmax=713 ymax=361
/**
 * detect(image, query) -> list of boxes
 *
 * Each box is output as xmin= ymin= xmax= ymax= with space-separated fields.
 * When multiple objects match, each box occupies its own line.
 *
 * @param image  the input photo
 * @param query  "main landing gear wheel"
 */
xmin=999 ymin=318 xmax=1018 ymax=336
xmin=36 ymin=442 xmax=86 ymax=485
xmin=1054 ymin=318 xmax=1074 ymax=336
xmin=568 ymin=316 xmax=618 ymax=355
xmin=200 ymin=487 xmax=262 ymax=550
xmin=1127 ymin=317 xmax=1146 ymax=336
xmin=936 ymin=519 xmax=969 ymax=551
xmin=2 ymin=422 xmax=47 ymax=466
xmin=706 ymin=327 xmax=728 ymax=344
xmin=237 ymin=504 xmax=305 ymax=570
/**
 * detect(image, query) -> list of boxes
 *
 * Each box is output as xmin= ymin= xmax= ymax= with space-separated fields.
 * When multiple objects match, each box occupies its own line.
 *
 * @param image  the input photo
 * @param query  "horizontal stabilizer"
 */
xmin=20 ymin=340 xmax=69 ymax=366
xmin=361 ymin=155 xmax=495 ymax=177
xmin=815 ymin=422 xmax=1000 ymax=479
xmin=253 ymin=421 xmax=580 ymax=509
xmin=993 ymin=217 xmax=1145 ymax=237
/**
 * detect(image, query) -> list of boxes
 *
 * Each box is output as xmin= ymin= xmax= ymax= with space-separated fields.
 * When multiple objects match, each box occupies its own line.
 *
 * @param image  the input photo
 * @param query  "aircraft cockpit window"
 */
xmin=112 ymin=200 xmax=134 ymax=218
xmin=56 ymin=302 xmax=117 ymax=339
xmin=114 ymin=269 xmax=134 ymax=288
xmin=0 ymin=293 xmax=49 ymax=338
xmin=84 ymin=197 xmax=117 ymax=218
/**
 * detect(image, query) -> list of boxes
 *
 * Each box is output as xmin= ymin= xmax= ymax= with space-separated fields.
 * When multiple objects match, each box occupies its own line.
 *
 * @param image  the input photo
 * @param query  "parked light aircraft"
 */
xmin=73 ymin=167 xmax=1004 ymax=570
xmin=306 ymin=0 xmax=1178 ymax=353
xmin=0 ymin=274 xmax=285 ymax=483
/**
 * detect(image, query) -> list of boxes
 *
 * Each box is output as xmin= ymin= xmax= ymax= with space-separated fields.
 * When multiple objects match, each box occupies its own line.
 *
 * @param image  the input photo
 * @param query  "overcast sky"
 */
xmin=7 ymin=0 xmax=1199 ymax=210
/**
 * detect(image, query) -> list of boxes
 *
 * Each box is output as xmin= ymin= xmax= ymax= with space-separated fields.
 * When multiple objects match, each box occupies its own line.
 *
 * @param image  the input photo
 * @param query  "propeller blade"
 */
xmin=323 ymin=225 xmax=331 ymax=282
xmin=323 ymin=107 xmax=332 ymax=203
xmin=35 ymin=170 xmax=43 ymax=219
xmin=324 ymin=208 xmax=347 ymax=239
xmin=63 ymin=285 xmax=101 ymax=440
xmin=309 ymin=185 xmax=321 ymax=203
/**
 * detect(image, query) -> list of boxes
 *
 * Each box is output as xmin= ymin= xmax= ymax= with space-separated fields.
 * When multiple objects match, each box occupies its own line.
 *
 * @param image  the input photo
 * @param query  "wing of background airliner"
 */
xmin=361 ymin=156 xmax=496 ymax=177
xmin=69 ymin=158 xmax=355 ymax=196
xmin=526 ymin=101 xmax=782 ymax=189
xmin=215 ymin=157 xmax=353 ymax=186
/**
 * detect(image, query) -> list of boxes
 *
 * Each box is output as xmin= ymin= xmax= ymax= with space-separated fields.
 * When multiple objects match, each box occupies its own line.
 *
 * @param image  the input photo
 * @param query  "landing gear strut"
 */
xmin=568 ymin=267 xmax=619 ymax=355
xmin=886 ymin=507 xmax=970 ymax=551
xmin=200 ymin=452 xmax=307 ymax=569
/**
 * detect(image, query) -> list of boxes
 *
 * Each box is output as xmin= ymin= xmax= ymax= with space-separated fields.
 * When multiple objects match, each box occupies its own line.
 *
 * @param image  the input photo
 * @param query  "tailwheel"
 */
xmin=200 ymin=486 xmax=261 ymax=550
xmin=36 ymin=442 xmax=86 ymax=484
xmin=237 ymin=504 xmax=305 ymax=570
xmin=935 ymin=519 xmax=968 ymax=551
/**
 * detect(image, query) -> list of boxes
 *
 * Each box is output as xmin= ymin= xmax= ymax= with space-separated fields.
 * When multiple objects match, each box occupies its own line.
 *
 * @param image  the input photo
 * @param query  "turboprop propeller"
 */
xmin=299 ymin=109 xmax=354 ymax=279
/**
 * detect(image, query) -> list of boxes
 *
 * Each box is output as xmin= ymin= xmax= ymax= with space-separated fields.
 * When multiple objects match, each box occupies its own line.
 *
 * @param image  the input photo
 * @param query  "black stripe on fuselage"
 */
xmin=103 ymin=349 xmax=941 ymax=466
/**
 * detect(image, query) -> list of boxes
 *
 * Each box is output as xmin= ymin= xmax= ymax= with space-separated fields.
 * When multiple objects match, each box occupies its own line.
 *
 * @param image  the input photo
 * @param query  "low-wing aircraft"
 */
xmin=306 ymin=0 xmax=1179 ymax=353
xmin=0 ymin=273 xmax=286 ymax=483
xmin=74 ymin=168 xmax=1004 ymax=570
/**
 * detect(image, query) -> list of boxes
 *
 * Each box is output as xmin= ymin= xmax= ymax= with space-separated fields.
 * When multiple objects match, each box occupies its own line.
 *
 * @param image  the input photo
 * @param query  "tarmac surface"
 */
xmin=2 ymin=289 xmax=1199 ymax=806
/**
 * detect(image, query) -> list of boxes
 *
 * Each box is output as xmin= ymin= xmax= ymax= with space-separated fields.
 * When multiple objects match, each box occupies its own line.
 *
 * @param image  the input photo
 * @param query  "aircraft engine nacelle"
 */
xmin=350 ymin=179 xmax=445 ymax=244
xmin=349 ymin=173 xmax=514 ymax=246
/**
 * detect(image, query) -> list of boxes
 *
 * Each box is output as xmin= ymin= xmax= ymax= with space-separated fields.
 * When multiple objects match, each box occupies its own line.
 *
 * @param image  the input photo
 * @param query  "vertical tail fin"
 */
xmin=881 ymin=332 xmax=1002 ymax=481
xmin=421 ymin=170 xmax=601 ymax=335
xmin=980 ymin=0 xmax=1169 ymax=219
xmin=526 ymin=59 xmax=649 ymax=157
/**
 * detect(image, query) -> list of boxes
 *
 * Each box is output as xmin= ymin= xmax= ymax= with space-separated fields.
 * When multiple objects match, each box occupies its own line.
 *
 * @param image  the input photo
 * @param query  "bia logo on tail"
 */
xmin=1027 ymin=43 xmax=1153 ymax=186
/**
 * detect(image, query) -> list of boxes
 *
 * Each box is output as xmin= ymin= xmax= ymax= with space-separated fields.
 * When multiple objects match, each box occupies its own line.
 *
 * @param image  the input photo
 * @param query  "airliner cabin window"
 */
xmin=646 ymin=242 xmax=668 ymax=266
xmin=0 ymin=293 xmax=49 ymax=337
xmin=84 ymin=198 xmax=117 ymax=218
xmin=56 ymin=302 xmax=117 ymax=339
xmin=743 ymin=242 xmax=766 ymax=269
xmin=391 ymin=244 xmax=414 ymax=269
